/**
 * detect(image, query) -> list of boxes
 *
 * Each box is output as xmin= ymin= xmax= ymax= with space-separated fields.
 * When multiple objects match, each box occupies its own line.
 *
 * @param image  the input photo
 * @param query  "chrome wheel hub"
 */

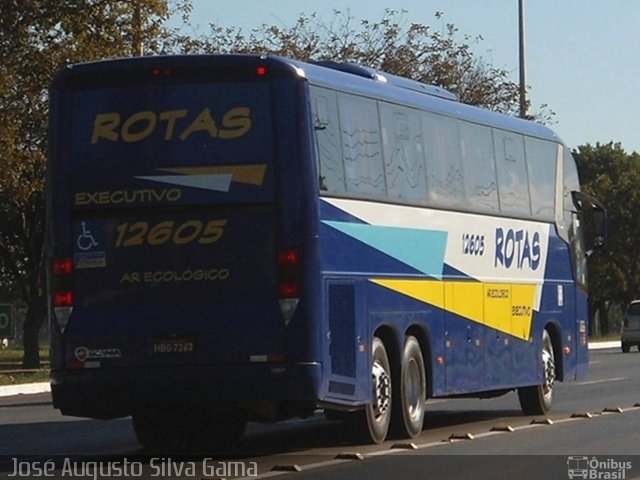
xmin=542 ymin=348 xmax=555 ymax=397
xmin=372 ymin=361 xmax=391 ymax=418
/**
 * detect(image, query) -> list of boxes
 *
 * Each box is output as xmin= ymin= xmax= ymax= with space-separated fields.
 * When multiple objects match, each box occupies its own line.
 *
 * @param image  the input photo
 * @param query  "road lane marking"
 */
xmin=574 ymin=377 xmax=626 ymax=386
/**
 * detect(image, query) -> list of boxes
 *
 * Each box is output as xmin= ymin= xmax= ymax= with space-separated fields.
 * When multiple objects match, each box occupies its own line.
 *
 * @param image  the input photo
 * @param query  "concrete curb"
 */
xmin=0 ymin=381 xmax=50 ymax=398
xmin=0 ymin=341 xmax=622 ymax=399
xmin=589 ymin=341 xmax=620 ymax=350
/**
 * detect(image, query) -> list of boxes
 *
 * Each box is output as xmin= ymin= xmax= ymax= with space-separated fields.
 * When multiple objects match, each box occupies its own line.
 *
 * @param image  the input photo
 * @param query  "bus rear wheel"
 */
xmin=391 ymin=336 xmax=426 ymax=438
xmin=345 ymin=336 xmax=392 ymax=444
xmin=518 ymin=329 xmax=556 ymax=415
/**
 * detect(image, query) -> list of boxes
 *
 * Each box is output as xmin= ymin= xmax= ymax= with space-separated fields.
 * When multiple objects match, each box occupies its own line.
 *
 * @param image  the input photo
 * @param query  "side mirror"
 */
xmin=571 ymin=191 xmax=606 ymax=255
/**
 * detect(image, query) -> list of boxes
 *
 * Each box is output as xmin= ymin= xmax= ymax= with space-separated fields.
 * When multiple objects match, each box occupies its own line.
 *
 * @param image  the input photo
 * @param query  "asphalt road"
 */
xmin=1 ymin=345 xmax=639 ymax=480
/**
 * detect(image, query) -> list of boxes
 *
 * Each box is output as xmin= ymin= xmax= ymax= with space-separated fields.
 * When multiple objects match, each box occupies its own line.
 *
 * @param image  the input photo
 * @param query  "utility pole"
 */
xmin=518 ymin=0 xmax=527 ymax=118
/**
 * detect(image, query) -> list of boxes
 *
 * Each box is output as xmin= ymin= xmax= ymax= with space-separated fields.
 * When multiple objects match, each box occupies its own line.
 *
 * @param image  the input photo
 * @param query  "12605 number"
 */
xmin=115 ymin=219 xmax=226 ymax=247
xmin=462 ymin=233 xmax=485 ymax=256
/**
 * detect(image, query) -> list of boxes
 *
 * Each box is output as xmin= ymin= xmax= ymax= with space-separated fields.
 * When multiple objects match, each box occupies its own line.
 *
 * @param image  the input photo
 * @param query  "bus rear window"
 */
xmin=67 ymin=82 xmax=274 ymax=208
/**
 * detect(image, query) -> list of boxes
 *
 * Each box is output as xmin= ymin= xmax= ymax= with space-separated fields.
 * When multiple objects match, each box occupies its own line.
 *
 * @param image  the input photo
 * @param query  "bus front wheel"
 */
xmin=518 ymin=329 xmax=556 ymax=415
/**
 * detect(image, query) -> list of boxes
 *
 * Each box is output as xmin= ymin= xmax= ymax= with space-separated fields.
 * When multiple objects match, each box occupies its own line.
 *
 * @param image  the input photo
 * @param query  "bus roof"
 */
xmin=280 ymin=56 xmax=560 ymax=144
xmin=54 ymin=53 xmax=562 ymax=144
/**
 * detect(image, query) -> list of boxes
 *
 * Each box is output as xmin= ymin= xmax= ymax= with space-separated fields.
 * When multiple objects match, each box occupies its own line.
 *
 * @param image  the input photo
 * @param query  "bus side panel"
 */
xmin=317 ymin=198 xmax=586 ymax=399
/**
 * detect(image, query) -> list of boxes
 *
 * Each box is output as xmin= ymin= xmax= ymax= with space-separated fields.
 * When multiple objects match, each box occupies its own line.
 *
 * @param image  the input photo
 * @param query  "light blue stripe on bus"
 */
xmin=323 ymin=221 xmax=447 ymax=279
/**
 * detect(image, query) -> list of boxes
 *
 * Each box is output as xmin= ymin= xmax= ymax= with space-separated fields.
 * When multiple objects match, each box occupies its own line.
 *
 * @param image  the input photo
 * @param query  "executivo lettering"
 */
xmin=75 ymin=188 xmax=182 ymax=206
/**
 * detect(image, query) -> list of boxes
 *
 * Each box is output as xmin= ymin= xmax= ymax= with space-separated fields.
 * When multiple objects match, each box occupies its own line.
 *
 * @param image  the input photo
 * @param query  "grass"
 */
xmin=590 ymin=333 xmax=621 ymax=342
xmin=0 ymin=348 xmax=50 ymax=386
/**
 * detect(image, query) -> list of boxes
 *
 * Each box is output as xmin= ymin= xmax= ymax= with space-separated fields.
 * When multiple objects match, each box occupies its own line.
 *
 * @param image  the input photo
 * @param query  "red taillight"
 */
xmin=278 ymin=249 xmax=300 ymax=299
xmin=279 ymin=282 xmax=300 ymax=299
xmin=151 ymin=67 xmax=172 ymax=77
xmin=53 ymin=258 xmax=74 ymax=276
xmin=53 ymin=291 xmax=74 ymax=307
xmin=52 ymin=257 xmax=74 ymax=308
xmin=278 ymin=249 xmax=299 ymax=266
xmin=268 ymin=353 xmax=285 ymax=363
xmin=256 ymin=66 xmax=267 ymax=76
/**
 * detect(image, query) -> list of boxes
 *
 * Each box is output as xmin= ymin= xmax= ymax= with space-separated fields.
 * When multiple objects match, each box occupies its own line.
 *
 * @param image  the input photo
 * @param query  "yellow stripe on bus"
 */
xmin=370 ymin=278 xmax=537 ymax=341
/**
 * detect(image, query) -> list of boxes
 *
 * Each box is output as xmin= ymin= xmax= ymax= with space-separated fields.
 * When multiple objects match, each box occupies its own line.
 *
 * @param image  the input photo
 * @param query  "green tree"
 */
xmin=574 ymin=142 xmax=640 ymax=334
xmin=0 ymin=0 xmax=187 ymax=367
xmin=174 ymin=9 xmax=551 ymax=119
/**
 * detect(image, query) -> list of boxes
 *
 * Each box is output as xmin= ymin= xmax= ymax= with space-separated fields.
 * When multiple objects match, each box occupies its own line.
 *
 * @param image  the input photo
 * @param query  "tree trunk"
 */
xmin=598 ymin=300 xmax=610 ymax=337
xmin=22 ymin=295 xmax=45 ymax=368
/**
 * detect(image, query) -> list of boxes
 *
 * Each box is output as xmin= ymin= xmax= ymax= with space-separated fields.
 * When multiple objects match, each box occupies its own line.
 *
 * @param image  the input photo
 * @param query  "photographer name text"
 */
xmin=9 ymin=457 xmax=258 ymax=479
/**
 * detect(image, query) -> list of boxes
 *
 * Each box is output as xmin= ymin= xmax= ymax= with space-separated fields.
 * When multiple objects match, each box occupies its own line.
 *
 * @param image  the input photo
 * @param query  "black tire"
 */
xmin=391 ymin=336 xmax=426 ymax=438
xmin=203 ymin=404 xmax=248 ymax=451
xmin=345 ymin=336 xmax=392 ymax=444
xmin=518 ymin=329 xmax=555 ymax=415
xmin=132 ymin=402 xmax=247 ymax=453
xmin=131 ymin=405 xmax=175 ymax=451
xmin=621 ymin=342 xmax=630 ymax=353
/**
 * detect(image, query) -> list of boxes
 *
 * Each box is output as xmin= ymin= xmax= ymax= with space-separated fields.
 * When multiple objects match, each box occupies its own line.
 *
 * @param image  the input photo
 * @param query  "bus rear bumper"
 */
xmin=51 ymin=362 xmax=321 ymax=420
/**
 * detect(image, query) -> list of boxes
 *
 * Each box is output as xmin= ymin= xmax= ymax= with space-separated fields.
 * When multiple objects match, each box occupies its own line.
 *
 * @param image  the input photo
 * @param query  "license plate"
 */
xmin=151 ymin=336 xmax=198 ymax=355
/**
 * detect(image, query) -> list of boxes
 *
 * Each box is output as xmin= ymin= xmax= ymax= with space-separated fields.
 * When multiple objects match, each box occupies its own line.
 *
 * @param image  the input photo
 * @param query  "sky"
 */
xmin=180 ymin=0 xmax=640 ymax=153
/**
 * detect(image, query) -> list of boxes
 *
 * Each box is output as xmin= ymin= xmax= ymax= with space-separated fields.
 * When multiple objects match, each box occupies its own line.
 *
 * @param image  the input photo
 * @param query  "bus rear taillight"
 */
xmin=278 ymin=249 xmax=300 ymax=298
xmin=151 ymin=67 xmax=172 ymax=77
xmin=53 ymin=291 xmax=74 ymax=307
xmin=53 ymin=258 xmax=73 ymax=275
xmin=277 ymin=249 xmax=300 ymax=325
xmin=52 ymin=257 xmax=74 ymax=332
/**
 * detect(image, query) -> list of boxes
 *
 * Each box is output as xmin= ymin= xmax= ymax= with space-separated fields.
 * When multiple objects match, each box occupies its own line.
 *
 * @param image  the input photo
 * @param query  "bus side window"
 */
xmin=379 ymin=103 xmax=427 ymax=203
xmin=422 ymin=112 xmax=465 ymax=208
xmin=337 ymin=93 xmax=386 ymax=199
xmin=311 ymin=88 xmax=346 ymax=194
xmin=459 ymin=121 xmax=499 ymax=213
xmin=525 ymin=137 xmax=556 ymax=221
xmin=494 ymin=130 xmax=531 ymax=217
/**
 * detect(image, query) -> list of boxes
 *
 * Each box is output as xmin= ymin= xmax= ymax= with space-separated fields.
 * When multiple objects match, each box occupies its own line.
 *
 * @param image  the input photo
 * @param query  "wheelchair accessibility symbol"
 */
xmin=77 ymin=222 xmax=99 ymax=251
xmin=74 ymin=221 xmax=106 ymax=269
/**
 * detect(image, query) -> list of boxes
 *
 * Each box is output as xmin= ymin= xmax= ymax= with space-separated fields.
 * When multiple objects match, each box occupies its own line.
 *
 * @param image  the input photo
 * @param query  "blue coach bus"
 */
xmin=47 ymin=54 xmax=605 ymax=448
